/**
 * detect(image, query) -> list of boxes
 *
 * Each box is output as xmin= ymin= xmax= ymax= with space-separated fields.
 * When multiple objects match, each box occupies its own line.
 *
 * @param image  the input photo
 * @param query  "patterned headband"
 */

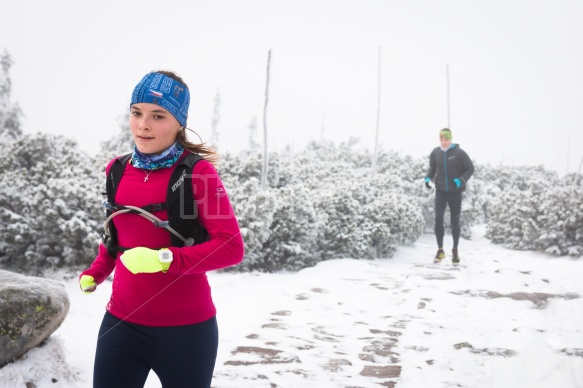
xmin=130 ymin=72 xmax=189 ymax=127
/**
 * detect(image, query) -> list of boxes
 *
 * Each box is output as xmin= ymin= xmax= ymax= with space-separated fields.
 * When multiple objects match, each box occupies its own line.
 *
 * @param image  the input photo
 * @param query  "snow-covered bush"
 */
xmin=259 ymin=183 xmax=322 ymax=271
xmin=360 ymin=190 xmax=424 ymax=258
xmin=219 ymin=141 xmax=426 ymax=272
xmin=0 ymin=133 xmax=102 ymax=274
xmin=313 ymin=185 xmax=364 ymax=260
xmin=485 ymin=166 xmax=582 ymax=257
xmin=225 ymin=176 xmax=278 ymax=272
xmin=3 ymin=114 xmax=578 ymax=278
xmin=221 ymin=150 xmax=324 ymax=272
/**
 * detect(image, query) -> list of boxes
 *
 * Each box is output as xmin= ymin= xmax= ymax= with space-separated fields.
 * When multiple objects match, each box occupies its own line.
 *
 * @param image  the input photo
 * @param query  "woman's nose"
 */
xmin=138 ymin=117 xmax=150 ymax=131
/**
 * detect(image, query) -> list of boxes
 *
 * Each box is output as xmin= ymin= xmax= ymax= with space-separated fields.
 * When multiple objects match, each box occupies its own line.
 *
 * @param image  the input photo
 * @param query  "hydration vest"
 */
xmin=102 ymin=152 xmax=208 ymax=258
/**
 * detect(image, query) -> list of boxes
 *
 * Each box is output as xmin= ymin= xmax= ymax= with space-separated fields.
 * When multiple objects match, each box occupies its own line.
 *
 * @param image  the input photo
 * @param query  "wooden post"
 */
xmin=446 ymin=64 xmax=451 ymax=129
xmin=575 ymin=154 xmax=583 ymax=185
xmin=372 ymin=47 xmax=381 ymax=172
xmin=261 ymin=49 xmax=272 ymax=190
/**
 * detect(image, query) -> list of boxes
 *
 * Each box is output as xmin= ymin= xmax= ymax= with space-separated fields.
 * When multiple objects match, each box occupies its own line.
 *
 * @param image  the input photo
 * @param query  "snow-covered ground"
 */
xmin=1 ymin=225 xmax=582 ymax=387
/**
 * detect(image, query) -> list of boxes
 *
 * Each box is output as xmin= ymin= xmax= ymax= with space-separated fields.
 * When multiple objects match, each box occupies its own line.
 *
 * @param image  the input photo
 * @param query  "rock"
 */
xmin=0 ymin=269 xmax=69 ymax=367
xmin=360 ymin=364 xmax=401 ymax=378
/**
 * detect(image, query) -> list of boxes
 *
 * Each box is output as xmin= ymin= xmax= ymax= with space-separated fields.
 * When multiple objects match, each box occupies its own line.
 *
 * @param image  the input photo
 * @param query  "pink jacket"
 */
xmin=80 ymin=155 xmax=244 ymax=326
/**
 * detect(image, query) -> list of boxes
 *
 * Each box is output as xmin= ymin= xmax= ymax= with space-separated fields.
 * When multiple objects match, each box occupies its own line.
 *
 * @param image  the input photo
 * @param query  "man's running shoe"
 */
xmin=452 ymin=249 xmax=460 ymax=266
xmin=434 ymin=250 xmax=445 ymax=263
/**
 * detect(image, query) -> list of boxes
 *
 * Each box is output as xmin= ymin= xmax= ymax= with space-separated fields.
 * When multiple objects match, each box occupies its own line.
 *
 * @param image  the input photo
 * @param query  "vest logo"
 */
xmin=172 ymin=170 xmax=186 ymax=193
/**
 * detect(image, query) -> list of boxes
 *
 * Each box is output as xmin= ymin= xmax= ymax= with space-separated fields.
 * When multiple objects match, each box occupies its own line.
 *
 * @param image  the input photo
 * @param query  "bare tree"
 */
xmin=262 ymin=49 xmax=272 ymax=190
xmin=247 ymin=116 xmax=261 ymax=152
xmin=446 ymin=64 xmax=451 ymax=128
xmin=210 ymin=88 xmax=221 ymax=150
xmin=0 ymin=49 xmax=23 ymax=142
xmin=372 ymin=47 xmax=382 ymax=172
xmin=575 ymin=154 xmax=583 ymax=185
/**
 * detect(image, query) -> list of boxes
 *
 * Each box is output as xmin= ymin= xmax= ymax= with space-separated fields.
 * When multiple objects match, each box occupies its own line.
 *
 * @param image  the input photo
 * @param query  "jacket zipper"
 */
xmin=443 ymin=150 xmax=449 ymax=192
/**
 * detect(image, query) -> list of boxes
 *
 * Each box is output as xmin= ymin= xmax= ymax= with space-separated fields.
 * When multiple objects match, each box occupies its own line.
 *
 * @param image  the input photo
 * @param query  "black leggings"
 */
xmin=434 ymin=190 xmax=462 ymax=249
xmin=93 ymin=312 xmax=218 ymax=388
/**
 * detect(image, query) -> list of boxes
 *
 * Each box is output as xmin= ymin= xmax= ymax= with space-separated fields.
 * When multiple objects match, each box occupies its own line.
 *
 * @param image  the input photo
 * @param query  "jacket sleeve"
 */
xmin=79 ymin=243 xmax=117 ymax=285
xmin=166 ymin=160 xmax=244 ymax=274
xmin=426 ymin=149 xmax=437 ymax=180
xmin=459 ymin=149 xmax=475 ymax=183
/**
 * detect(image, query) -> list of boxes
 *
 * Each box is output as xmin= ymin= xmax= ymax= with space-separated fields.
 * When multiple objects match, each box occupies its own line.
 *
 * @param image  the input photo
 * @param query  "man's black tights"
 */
xmin=434 ymin=190 xmax=462 ymax=249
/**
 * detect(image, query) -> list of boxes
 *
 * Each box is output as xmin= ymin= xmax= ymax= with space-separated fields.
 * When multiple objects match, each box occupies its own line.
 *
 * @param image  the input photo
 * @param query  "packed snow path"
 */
xmin=209 ymin=227 xmax=583 ymax=387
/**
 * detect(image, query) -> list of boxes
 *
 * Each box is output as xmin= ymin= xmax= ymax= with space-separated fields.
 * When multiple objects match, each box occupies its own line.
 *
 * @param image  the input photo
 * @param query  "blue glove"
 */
xmin=424 ymin=177 xmax=432 ymax=189
xmin=454 ymin=178 xmax=462 ymax=188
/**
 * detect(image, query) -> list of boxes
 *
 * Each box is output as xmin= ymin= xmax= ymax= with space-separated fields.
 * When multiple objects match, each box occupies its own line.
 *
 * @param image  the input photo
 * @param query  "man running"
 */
xmin=424 ymin=128 xmax=474 ymax=266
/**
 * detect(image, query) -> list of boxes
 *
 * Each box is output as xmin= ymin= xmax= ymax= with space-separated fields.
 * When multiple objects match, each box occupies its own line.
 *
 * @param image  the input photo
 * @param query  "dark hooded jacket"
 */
xmin=426 ymin=143 xmax=474 ymax=193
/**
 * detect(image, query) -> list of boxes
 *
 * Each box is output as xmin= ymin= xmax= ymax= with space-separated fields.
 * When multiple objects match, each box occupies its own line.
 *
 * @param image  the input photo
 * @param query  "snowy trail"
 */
xmin=3 ymin=226 xmax=582 ymax=388
xmin=209 ymin=226 xmax=583 ymax=387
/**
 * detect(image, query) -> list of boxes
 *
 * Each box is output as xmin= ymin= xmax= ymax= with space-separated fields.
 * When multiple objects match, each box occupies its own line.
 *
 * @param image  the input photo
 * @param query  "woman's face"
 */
xmin=130 ymin=103 xmax=181 ymax=155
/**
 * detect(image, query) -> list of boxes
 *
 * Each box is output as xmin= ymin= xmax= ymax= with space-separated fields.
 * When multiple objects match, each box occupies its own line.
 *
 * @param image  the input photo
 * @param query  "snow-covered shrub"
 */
xmin=225 ymin=177 xmax=278 ymax=272
xmin=297 ymin=144 xmax=425 ymax=262
xmin=217 ymin=141 xmax=426 ymax=272
xmin=0 ymin=133 xmax=102 ymax=274
xmin=259 ymin=183 xmax=322 ymax=272
xmin=485 ymin=167 xmax=582 ymax=257
xmin=312 ymin=184 xmax=364 ymax=260
xmin=349 ymin=171 xmax=423 ymax=258
xmin=253 ymin=142 xmax=422 ymax=270
xmin=219 ymin=150 xmax=282 ymax=189
xmin=6 ymin=122 xmax=576 ymax=278
xmin=360 ymin=191 xmax=424 ymax=258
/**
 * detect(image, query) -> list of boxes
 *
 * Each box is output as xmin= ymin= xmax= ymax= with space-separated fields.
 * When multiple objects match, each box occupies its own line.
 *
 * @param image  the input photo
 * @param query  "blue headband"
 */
xmin=130 ymin=72 xmax=190 ymax=127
